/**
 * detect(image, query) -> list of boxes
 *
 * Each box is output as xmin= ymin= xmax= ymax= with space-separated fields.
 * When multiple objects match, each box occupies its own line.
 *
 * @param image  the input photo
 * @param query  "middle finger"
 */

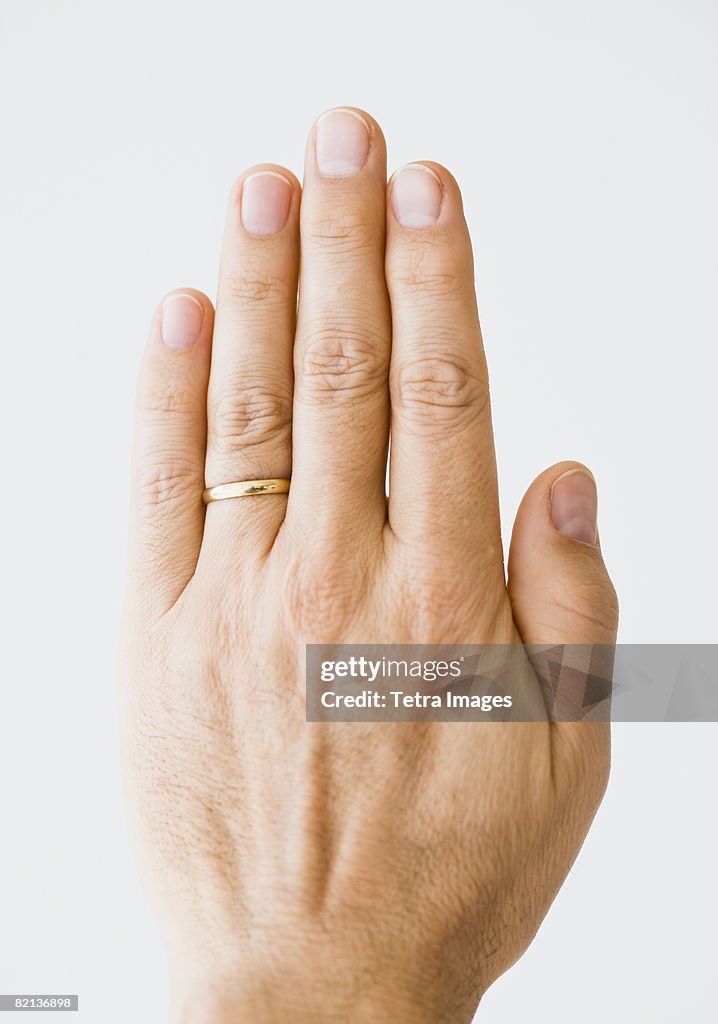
xmin=288 ymin=108 xmax=391 ymax=540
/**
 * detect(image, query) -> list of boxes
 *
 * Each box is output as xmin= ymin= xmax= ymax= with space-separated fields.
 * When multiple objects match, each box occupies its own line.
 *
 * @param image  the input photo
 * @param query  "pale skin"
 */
xmin=120 ymin=108 xmax=619 ymax=1022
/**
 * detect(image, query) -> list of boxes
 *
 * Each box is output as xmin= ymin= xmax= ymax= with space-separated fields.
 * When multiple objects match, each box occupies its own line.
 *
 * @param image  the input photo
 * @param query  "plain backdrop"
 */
xmin=1 ymin=1 xmax=717 ymax=1021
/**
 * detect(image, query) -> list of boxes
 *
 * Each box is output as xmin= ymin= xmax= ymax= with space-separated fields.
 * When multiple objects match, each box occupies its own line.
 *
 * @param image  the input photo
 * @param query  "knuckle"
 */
xmin=222 ymin=266 xmax=290 ymax=309
xmin=399 ymin=574 xmax=477 ymax=644
xmin=392 ymin=242 xmax=470 ymax=298
xmin=283 ymin=556 xmax=358 ymax=639
xmin=394 ymin=354 xmax=488 ymax=431
xmin=135 ymin=461 xmax=202 ymax=514
xmin=137 ymin=378 xmax=196 ymax=418
xmin=304 ymin=204 xmax=377 ymax=256
xmin=211 ymin=382 xmax=292 ymax=452
xmin=299 ymin=326 xmax=387 ymax=402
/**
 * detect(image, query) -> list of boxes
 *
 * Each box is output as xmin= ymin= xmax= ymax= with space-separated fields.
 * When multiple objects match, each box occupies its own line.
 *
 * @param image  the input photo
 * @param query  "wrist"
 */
xmin=171 ymin=966 xmax=481 ymax=1024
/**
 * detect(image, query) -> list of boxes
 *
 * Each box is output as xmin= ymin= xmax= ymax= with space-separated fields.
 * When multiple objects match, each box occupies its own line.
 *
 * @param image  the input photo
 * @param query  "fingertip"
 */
xmin=311 ymin=106 xmax=387 ymax=151
xmin=508 ymin=459 xmax=608 ymax=590
xmin=156 ymin=289 xmax=214 ymax=352
xmin=228 ymin=165 xmax=301 ymax=204
xmin=307 ymin=106 xmax=387 ymax=183
xmin=137 ymin=287 xmax=213 ymax=417
xmin=226 ymin=166 xmax=300 ymax=240
xmin=388 ymin=161 xmax=466 ymax=229
xmin=515 ymin=461 xmax=596 ymax=528
xmin=508 ymin=460 xmax=618 ymax=646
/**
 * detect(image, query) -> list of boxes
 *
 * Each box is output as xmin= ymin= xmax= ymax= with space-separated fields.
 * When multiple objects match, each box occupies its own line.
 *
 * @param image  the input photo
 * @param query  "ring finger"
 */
xmin=204 ymin=164 xmax=301 ymax=546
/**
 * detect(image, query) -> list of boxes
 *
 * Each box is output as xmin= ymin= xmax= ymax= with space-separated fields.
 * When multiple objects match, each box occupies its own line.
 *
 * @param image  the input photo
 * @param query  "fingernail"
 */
xmin=315 ymin=108 xmax=370 ymax=177
xmin=551 ymin=468 xmax=598 ymax=545
xmin=161 ymin=293 xmax=204 ymax=350
xmin=391 ymin=164 xmax=443 ymax=228
xmin=241 ymin=170 xmax=292 ymax=237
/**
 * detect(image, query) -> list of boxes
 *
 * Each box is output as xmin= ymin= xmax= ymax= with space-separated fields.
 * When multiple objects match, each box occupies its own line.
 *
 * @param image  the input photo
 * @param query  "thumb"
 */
xmin=508 ymin=462 xmax=618 ymax=646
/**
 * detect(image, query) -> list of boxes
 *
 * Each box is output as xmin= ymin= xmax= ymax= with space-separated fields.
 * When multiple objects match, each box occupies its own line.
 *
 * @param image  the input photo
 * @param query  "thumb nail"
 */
xmin=551 ymin=468 xmax=598 ymax=545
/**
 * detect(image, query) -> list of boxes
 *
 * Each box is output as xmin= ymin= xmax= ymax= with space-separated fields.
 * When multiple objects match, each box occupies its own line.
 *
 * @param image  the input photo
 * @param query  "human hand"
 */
xmin=120 ymin=108 xmax=618 ymax=1022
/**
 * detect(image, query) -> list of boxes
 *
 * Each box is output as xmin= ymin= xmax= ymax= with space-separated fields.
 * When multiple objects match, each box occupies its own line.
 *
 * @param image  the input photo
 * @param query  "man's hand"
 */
xmin=119 ymin=108 xmax=618 ymax=1022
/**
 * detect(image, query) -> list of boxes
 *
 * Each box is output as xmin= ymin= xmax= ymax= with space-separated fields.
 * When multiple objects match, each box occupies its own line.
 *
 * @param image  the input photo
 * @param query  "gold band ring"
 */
xmin=202 ymin=478 xmax=290 ymax=504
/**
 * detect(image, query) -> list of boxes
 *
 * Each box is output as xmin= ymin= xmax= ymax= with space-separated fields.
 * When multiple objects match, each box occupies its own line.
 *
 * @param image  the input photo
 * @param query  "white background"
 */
xmin=1 ymin=0 xmax=717 ymax=1020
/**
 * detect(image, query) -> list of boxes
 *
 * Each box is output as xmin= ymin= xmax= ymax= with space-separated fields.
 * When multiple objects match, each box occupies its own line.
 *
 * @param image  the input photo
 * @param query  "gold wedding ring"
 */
xmin=202 ymin=478 xmax=290 ymax=504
